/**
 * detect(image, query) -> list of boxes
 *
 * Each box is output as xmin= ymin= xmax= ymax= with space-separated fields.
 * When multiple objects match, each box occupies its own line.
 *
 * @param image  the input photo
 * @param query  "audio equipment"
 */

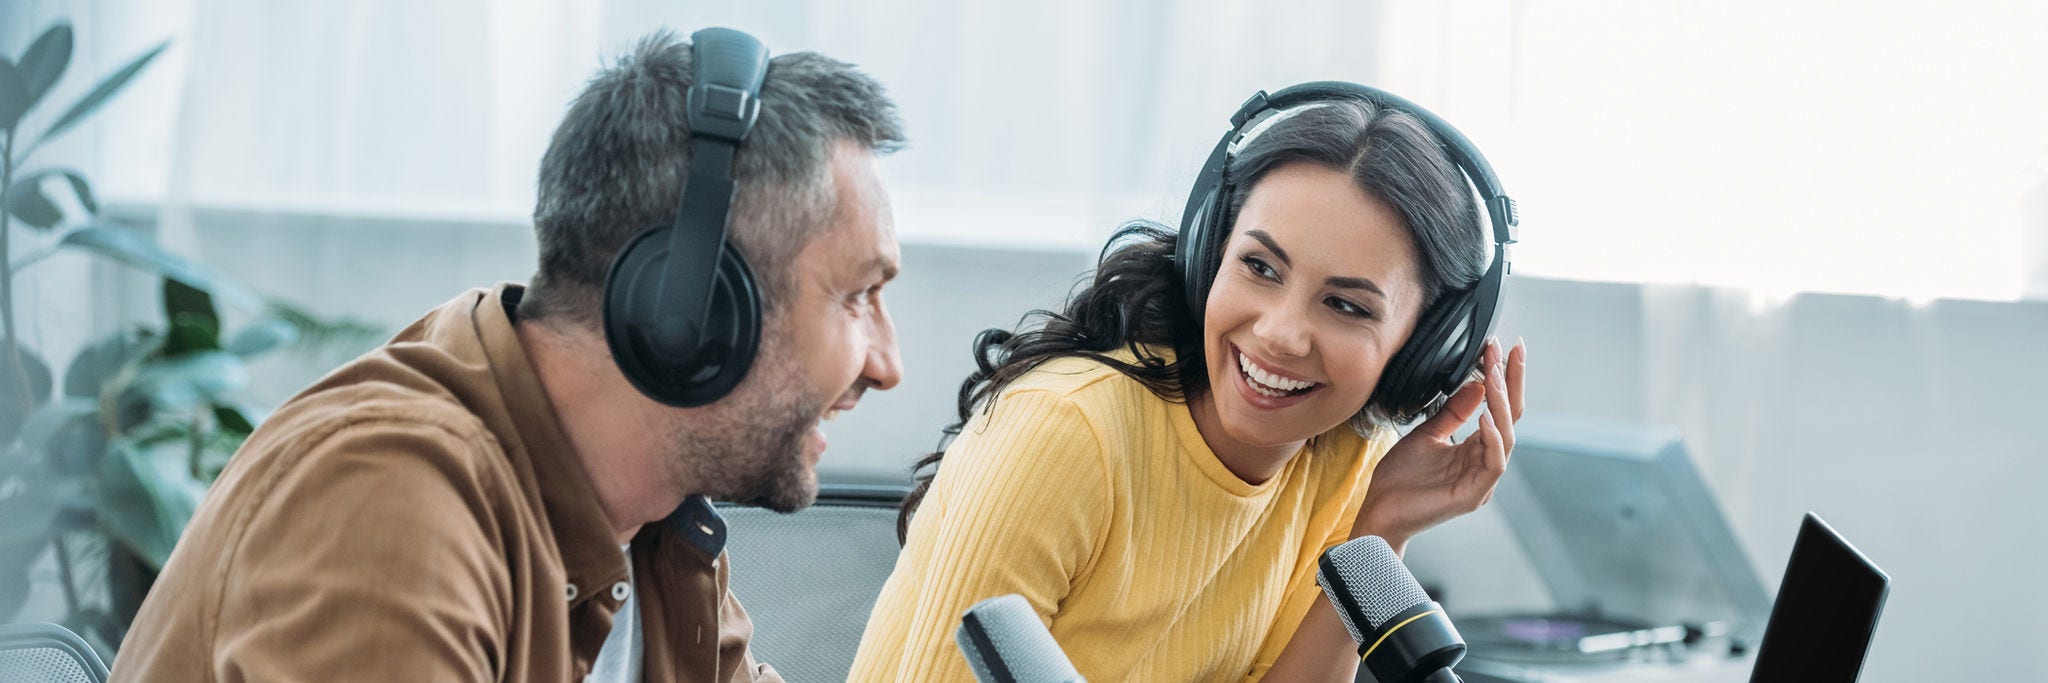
xmin=603 ymin=27 xmax=769 ymax=406
xmin=1318 ymin=535 xmax=1468 ymax=683
xmin=955 ymin=594 xmax=1086 ymax=683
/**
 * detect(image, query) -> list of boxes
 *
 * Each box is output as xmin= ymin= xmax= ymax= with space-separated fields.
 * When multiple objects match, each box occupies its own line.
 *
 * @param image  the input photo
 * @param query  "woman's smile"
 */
xmin=1230 ymin=343 xmax=1323 ymax=409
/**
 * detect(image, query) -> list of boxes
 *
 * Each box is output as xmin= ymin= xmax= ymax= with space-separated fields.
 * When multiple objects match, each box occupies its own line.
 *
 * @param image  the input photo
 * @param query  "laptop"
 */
xmin=1746 ymin=512 xmax=1891 ymax=683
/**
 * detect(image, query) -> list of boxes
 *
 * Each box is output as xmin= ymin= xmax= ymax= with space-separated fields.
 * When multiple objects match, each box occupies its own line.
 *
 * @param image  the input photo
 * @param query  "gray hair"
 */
xmin=522 ymin=29 xmax=905 ymax=326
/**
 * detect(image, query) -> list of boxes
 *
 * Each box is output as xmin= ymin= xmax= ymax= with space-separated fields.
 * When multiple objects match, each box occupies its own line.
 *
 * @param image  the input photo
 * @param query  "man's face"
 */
xmin=669 ymin=141 xmax=903 ymax=512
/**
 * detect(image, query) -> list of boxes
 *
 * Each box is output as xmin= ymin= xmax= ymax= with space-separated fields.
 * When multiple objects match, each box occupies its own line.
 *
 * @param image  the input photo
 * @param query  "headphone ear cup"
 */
xmin=1176 ymin=184 xmax=1234 ymax=320
xmin=604 ymin=231 xmax=761 ymax=407
xmin=1375 ymin=290 xmax=1480 ymax=420
xmin=693 ymin=243 xmax=762 ymax=397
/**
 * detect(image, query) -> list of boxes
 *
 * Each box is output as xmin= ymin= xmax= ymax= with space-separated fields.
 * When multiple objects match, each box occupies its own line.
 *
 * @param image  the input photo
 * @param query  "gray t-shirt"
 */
xmin=586 ymin=543 xmax=642 ymax=683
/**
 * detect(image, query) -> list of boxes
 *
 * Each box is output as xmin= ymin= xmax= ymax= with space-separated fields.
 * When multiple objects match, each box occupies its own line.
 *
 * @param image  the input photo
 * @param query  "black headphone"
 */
xmin=603 ymin=27 xmax=770 ymax=407
xmin=1174 ymin=81 xmax=1519 ymax=421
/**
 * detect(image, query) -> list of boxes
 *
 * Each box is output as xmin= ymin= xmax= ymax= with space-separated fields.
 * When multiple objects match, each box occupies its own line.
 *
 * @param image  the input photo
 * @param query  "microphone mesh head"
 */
xmin=1317 ymin=536 xmax=1432 ymax=643
xmin=955 ymin=594 xmax=1085 ymax=683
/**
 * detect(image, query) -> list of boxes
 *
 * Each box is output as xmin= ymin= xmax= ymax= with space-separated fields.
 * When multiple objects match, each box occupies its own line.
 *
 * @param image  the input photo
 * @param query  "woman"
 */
xmin=850 ymin=86 xmax=1528 ymax=681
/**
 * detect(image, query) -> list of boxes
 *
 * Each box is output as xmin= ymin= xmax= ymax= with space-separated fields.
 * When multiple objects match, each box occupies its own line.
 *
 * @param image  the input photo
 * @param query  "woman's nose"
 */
xmin=1250 ymin=303 xmax=1312 ymax=358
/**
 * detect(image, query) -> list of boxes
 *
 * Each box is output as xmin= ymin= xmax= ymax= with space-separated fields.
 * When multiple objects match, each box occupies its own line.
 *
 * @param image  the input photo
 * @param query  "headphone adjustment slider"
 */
xmin=1231 ymin=91 xmax=1271 ymax=128
xmin=1491 ymin=195 xmax=1520 ymax=242
xmin=687 ymin=83 xmax=760 ymax=142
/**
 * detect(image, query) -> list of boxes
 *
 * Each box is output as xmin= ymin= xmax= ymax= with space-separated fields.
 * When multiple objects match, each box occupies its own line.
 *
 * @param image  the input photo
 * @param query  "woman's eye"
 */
xmin=1240 ymin=255 xmax=1278 ymax=280
xmin=1326 ymin=296 xmax=1374 ymax=319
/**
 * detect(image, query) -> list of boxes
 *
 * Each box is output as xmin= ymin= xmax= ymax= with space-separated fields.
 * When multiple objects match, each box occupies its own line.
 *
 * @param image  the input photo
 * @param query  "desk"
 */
xmin=1453 ymin=653 xmax=1753 ymax=683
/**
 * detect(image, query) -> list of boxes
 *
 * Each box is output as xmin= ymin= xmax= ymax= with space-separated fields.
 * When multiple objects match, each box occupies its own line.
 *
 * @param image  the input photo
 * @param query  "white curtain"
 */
xmin=64 ymin=0 xmax=2048 ymax=303
xmin=148 ymin=0 xmax=1389 ymax=251
xmin=1378 ymin=0 xmax=2048 ymax=303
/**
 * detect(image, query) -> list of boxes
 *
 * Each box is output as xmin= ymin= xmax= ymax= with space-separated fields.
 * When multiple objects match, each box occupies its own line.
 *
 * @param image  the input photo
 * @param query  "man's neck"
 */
xmin=514 ymin=319 xmax=685 ymax=544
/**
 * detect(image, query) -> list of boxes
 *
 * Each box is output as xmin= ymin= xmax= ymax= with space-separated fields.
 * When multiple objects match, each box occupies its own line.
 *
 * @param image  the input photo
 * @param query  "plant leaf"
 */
xmin=0 ymin=447 xmax=62 ymax=619
xmin=164 ymin=312 xmax=221 ymax=356
xmin=161 ymin=279 xmax=221 ymax=355
xmin=0 ymin=537 xmax=41 ymax=620
xmin=2 ymin=348 xmax=54 ymax=443
xmin=7 ymin=168 xmax=100 ymax=218
xmin=212 ymin=404 xmax=254 ymax=436
xmin=36 ymin=40 xmax=168 ymax=150
xmin=3 ymin=181 xmax=63 ymax=227
xmin=3 ymin=168 xmax=88 ymax=229
xmin=224 ymin=315 xmax=299 ymax=356
xmin=97 ymin=438 xmax=207 ymax=570
xmin=0 ymin=58 xmax=28 ymax=132
xmin=19 ymin=398 xmax=105 ymax=476
xmin=49 ymin=224 xmax=263 ymax=310
xmin=117 ymin=351 xmax=247 ymax=418
xmin=65 ymin=329 xmax=158 ymax=398
xmin=18 ymin=24 xmax=74 ymax=111
xmin=61 ymin=170 xmax=96 ymax=214
xmin=265 ymin=300 xmax=387 ymax=356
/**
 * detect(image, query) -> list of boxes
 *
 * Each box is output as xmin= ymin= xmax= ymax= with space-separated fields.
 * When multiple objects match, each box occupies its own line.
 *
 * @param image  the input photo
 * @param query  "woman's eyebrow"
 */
xmin=1324 ymin=276 xmax=1386 ymax=300
xmin=1248 ymin=229 xmax=1385 ymax=298
xmin=1245 ymin=230 xmax=1291 ymax=266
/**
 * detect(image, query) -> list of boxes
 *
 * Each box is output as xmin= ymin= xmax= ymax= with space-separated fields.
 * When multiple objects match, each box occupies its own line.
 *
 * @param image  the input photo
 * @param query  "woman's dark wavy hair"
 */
xmin=896 ymin=100 xmax=1488 ymax=541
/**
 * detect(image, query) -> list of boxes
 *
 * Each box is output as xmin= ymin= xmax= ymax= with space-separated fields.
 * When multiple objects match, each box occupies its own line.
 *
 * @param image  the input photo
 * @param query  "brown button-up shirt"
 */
xmin=111 ymin=284 xmax=782 ymax=683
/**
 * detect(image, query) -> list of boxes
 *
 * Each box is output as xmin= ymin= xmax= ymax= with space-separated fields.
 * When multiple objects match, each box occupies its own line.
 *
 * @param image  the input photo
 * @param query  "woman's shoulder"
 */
xmin=1001 ymin=347 xmax=1179 ymax=410
xmin=1310 ymin=421 xmax=1398 ymax=474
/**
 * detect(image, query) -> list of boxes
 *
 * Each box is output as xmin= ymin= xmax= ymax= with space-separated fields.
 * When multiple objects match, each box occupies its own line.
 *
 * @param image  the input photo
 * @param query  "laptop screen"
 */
xmin=1748 ymin=513 xmax=1891 ymax=683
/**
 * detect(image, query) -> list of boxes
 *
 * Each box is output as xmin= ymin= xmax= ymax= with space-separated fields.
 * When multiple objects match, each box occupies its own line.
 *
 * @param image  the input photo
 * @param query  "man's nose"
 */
xmin=863 ymin=303 xmax=903 ymax=391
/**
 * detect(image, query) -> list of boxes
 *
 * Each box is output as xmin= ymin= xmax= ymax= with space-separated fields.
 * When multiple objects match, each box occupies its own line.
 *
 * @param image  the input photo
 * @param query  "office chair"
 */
xmin=720 ymin=484 xmax=907 ymax=682
xmin=0 ymin=621 xmax=110 ymax=683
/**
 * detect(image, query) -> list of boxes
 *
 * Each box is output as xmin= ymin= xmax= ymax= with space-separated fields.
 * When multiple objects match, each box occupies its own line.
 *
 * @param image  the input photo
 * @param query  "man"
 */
xmin=111 ymin=29 xmax=904 ymax=682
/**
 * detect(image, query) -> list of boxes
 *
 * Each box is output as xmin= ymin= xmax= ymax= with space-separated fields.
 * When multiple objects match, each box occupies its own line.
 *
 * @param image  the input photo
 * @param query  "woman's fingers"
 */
xmin=1468 ymin=409 xmax=1507 ymax=510
xmin=1508 ymin=338 xmax=1527 ymax=421
xmin=1415 ymin=376 xmax=1486 ymax=442
xmin=1478 ymin=410 xmax=1506 ymax=475
xmin=1481 ymin=341 xmax=1516 ymax=460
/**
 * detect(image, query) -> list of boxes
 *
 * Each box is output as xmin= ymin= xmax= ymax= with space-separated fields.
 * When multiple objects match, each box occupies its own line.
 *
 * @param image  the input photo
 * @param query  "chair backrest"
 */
xmin=0 ymin=621 xmax=110 ymax=683
xmin=719 ymin=484 xmax=907 ymax=683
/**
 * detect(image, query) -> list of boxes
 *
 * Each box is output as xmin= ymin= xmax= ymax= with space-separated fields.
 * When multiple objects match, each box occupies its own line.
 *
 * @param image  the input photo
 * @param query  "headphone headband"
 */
xmin=654 ymin=29 xmax=767 ymax=356
xmin=1246 ymin=82 xmax=1518 ymax=248
xmin=603 ymin=27 xmax=769 ymax=407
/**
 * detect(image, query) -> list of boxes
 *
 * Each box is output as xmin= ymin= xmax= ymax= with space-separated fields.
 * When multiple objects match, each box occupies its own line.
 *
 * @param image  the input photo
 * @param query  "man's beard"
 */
xmin=668 ymin=337 xmax=826 ymax=513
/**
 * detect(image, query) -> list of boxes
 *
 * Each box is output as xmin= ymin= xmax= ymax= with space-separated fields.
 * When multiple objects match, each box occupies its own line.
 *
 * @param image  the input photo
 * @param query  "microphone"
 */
xmin=1317 ymin=536 xmax=1466 ymax=683
xmin=955 ymin=594 xmax=1087 ymax=683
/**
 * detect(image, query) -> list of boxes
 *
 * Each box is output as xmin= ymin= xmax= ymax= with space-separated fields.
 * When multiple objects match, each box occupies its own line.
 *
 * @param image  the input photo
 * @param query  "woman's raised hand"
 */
xmin=1352 ymin=338 xmax=1527 ymax=552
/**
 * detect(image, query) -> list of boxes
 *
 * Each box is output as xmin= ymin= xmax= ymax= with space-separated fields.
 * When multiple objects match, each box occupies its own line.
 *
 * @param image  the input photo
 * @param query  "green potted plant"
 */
xmin=2 ymin=22 xmax=380 ymax=649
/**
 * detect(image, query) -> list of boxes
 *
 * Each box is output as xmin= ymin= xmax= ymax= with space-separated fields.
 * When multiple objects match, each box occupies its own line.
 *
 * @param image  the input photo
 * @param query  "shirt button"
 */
xmin=611 ymin=582 xmax=631 ymax=601
xmin=564 ymin=583 xmax=578 ymax=601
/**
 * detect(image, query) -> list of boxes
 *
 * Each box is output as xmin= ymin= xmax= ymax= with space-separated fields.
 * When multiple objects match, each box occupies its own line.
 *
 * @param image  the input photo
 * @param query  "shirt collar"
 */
xmin=663 ymin=493 xmax=728 ymax=558
xmin=471 ymin=283 xmax=630 ymax=603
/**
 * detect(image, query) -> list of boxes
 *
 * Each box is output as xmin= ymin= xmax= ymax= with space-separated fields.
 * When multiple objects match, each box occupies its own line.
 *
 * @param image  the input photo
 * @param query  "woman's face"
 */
xmin=1198 ymin=161 xmax=1427 ymax=453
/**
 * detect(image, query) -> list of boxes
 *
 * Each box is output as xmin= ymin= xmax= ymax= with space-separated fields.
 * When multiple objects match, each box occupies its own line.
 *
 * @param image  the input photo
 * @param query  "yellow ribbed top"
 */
xmin=850 ymin=352 xmax=1390 ymax=681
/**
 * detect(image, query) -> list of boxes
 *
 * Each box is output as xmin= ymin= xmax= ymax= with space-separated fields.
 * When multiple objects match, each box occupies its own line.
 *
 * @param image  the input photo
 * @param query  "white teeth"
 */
xmin=822 ymin=408 xmax=842 ymax=422
xmin=1237 ymin=351 xmax=1316 ymax=396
